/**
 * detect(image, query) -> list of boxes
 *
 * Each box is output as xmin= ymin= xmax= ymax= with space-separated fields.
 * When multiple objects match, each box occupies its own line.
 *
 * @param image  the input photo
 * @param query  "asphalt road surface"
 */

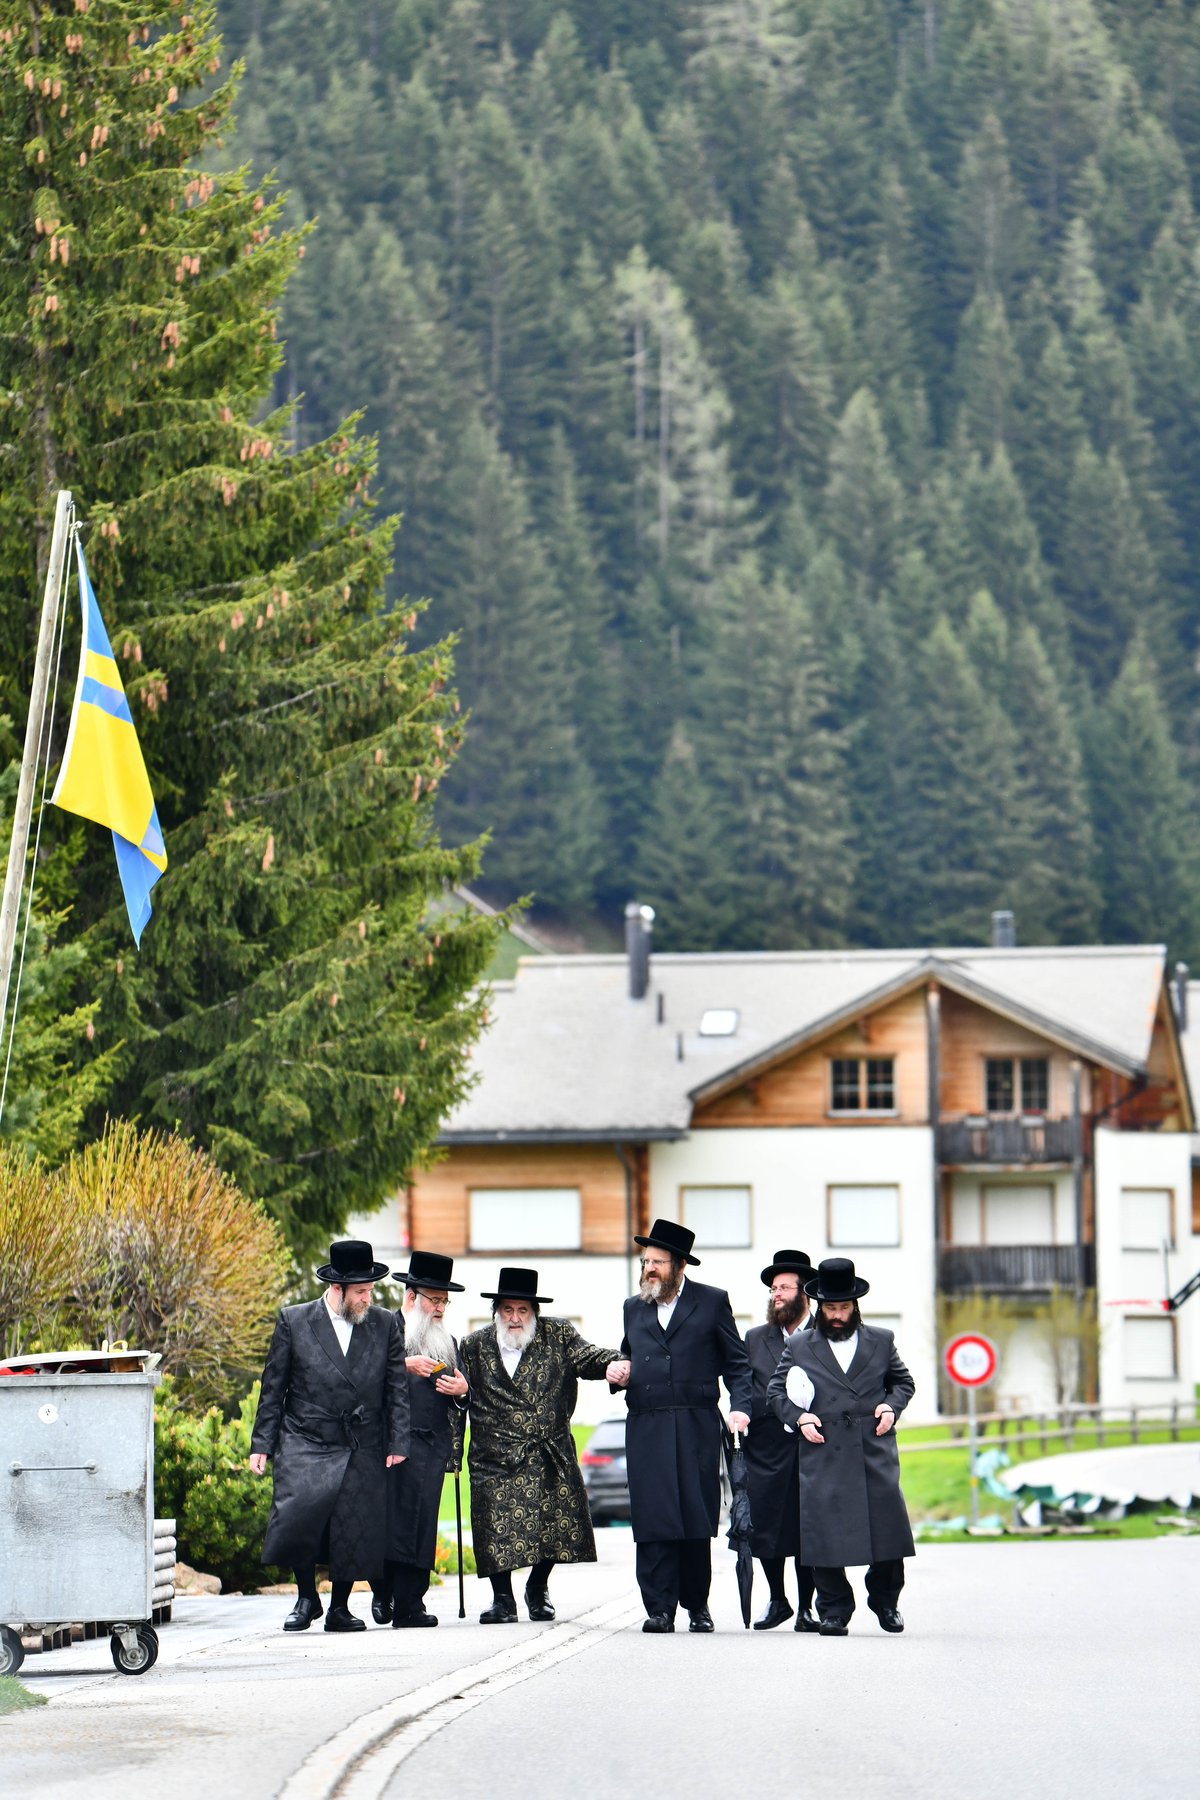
xmin=5 ymin=1532 xmax=1197 ymax=1800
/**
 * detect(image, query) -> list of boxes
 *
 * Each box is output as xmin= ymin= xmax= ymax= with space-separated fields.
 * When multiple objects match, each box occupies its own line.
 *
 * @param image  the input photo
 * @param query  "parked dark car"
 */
xmin=580 ymin=1416 xmax=630 ymax=1524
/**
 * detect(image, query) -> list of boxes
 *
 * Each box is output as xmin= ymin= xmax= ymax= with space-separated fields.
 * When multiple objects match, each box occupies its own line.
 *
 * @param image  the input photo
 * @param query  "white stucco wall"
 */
xmin=648 ymin=1126 xmax=940 ymax=1423
xmin=1094 ymin=1127 xmax=1198 ymax=1408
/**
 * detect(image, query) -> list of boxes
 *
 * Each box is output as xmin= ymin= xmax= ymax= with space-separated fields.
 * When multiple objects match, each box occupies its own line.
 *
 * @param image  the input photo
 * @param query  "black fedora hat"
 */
xmin=760 ymin=1248 xmax=813 ymax=1287
xmin=633 ymin=1218 xmax=701 ymax=1266
xmin=315 ymin=1239 xmax=390 ymax=1284
xmin=803 ymin=1256 xmax=870 ymax=1301
xmin=396 ymin=1249 xmax=465 ymax=1293
xmin=479 ymin=1266 xmax=554 ymax=1305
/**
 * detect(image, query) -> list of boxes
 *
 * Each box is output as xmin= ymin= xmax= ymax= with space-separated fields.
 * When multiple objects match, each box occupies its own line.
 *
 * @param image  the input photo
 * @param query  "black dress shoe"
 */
xmin=875 ymin=1607 xmax=904 ymax=1633
xmin=282 ymin=1596 xmax=323 ymax=1631
xmin=753 ymin=1597 xmax=794 ymax=1631
xmin=795 ymin=1609 xmax=822 ymax=1634
xmin=818 ymin=1615 xmax=850 ymax=1636
xmin=642 ymin=1613 xmax=675 ymax=1633
xmin=324 ymin=1604 xmax=367 ymax=1633
xmin=480 ymin=1596 xmax=519 ymax=1624
xmin=371 ymin=1596 xmax=393 ymax=1626
xmin=392 ymin=1608 xmax=438 ymax=1628
xmin=687 ymin=1606 xmax=715 ymax=1633
xmin=524 ymin=1585 xmax=556 ymax=1622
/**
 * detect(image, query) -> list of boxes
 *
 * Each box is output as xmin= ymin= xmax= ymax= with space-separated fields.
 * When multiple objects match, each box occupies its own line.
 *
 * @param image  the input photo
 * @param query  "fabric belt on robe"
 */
xmin=626 ymin=1380 xmax=719 ymax=1413
xmin=475 ymin=1428 xmax=565 ymax=1471
xmin=287 ymin=1402 xmax=382 ymax=1449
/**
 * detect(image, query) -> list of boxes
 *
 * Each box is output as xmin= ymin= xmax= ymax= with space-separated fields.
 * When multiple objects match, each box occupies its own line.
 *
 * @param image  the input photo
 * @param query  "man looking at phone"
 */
xmin=372 ymin=1251 xmax=470 ymax=1627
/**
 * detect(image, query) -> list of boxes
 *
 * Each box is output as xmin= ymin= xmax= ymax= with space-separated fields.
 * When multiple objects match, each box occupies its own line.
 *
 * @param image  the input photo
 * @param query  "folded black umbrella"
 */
xmin=723 ymin=1425 xmax=754 ymax=1628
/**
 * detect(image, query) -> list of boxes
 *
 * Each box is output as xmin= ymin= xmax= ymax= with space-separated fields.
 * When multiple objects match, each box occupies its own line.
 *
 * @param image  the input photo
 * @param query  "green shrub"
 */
xmin=155 ymin=1377 xmax=283 ymax=1591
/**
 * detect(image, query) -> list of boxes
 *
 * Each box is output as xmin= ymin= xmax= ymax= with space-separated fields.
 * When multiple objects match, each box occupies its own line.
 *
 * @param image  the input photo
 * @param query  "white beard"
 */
xmin=404 ymin=1305 xmax=456 ymax=1367
xmin=494 ymin=1314 xmax=537 ymax=1353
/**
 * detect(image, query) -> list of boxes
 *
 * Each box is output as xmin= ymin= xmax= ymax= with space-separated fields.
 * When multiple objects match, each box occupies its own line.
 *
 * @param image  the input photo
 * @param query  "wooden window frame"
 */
xmin=827 ymin=1055 xmax=898 ymax=1117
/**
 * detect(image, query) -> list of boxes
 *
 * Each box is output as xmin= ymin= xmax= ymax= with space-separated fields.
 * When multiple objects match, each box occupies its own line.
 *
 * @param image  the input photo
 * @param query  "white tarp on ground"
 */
xmin=1000 ymin=1443 xmax=1200 ymax=1509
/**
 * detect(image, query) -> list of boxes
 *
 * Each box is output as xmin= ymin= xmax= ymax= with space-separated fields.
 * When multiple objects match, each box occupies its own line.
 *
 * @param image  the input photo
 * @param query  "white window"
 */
xmin=862 ymin=1313 xmax=902 ymax=1337
xmin=1122 ymin=1315 xmax=1176 ymax=1379
xmin=1120 ymin=1189 xmax=1174 ymax=1252
xmin=699 ymin=1008 xmax=739 ymax=1036
xmin=829 ymin=1184 xmax=901 ymax=1247
xmin=679 ymin=1185 xmax=751 ymax=1247
xmin=468 ymin=1188 xmax=581 ymax=1252
xmin=981 ymin=1183 xmax=1055 ymax=1246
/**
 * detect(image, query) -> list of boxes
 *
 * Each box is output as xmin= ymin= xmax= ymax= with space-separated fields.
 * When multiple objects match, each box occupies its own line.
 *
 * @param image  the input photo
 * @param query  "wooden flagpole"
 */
xmin=0 ymin=488 xmax=73 ymax=1052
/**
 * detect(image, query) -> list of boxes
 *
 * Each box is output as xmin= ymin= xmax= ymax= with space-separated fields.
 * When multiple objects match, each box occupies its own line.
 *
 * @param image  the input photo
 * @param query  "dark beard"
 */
xmin=817 ymin=1305 xmax=860 ymax=1341
xmin=767 ymin=1296 xmax=808 ymax=1330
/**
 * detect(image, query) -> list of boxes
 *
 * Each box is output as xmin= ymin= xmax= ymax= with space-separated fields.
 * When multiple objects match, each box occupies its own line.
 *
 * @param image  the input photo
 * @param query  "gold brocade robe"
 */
xmin=460 ymin=1317 xmax=619 ymax=1576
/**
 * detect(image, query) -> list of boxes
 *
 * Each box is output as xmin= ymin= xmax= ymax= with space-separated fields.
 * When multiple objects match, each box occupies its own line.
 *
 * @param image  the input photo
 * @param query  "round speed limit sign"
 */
xmin=943 ymin=1332 xmax=997 ymax=1388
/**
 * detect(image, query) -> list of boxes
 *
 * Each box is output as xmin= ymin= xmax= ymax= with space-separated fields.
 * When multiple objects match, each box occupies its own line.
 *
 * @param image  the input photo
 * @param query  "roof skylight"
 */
xmin=699 ymin=1007 xmax=739 ymax=1037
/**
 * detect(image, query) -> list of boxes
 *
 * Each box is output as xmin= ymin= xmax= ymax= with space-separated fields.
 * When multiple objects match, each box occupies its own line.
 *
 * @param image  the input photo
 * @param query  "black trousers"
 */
xmin=759 ymin=1555 xmax=815 ymax=1612
xmin=636 ymin=1538 xmax=711 ymax=1618
xmin=811 ymin=1559 xmax=905 ymax=1621
xmin=388 ymin=1560 xmax=431 ymax=1615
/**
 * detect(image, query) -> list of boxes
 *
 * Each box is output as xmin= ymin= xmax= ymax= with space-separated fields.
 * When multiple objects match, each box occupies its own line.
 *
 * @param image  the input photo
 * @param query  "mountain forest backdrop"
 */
xmin=218 ymin=0 xmax=1200 ymax=957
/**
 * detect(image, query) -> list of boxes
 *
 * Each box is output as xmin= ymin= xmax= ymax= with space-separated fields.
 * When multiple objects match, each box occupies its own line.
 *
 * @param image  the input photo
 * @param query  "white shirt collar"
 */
xmin=829 ymin=1330 xmax=858 ymax=1371
xmin=657 ymin=1274 xmax=685 ymax=1328
xmin=324 ymin=1291 xmax=354 ymax=1354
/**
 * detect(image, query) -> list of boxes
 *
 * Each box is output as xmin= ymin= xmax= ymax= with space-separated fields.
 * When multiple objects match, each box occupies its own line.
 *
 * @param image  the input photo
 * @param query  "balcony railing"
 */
xmin=937 ymin=1243 xmax=1095 ymax=1293
xmin=936 ymin=1115 xmax=1079 ymax=1165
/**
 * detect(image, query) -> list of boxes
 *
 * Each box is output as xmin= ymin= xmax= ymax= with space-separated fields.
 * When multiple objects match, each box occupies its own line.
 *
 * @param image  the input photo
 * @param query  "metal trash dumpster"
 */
xmin=0 ymin=1348 xmax=162 ymax=1677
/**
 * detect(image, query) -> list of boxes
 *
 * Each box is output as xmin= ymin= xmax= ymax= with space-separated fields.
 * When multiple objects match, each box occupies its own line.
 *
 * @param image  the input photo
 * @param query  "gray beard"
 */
xmin=494 ymin=1315 xmax=537 ymax=1353
xmin=639 ymin=1273 xmax=681 ymax=1306
xmin=405 ymin=1306 xmax=456 ymax=1366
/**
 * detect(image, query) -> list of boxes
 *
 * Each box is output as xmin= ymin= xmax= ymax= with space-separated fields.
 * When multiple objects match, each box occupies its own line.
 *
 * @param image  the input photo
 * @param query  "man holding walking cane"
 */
xmin=371 ymin=1252 xmax=470 ymax=1628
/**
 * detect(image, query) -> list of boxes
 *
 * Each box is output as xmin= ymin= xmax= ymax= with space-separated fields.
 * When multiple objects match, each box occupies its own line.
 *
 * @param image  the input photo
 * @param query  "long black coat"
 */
xmin=460 ymin=1317 xmax=619 ymax=1577
xmin=251 ymin=1299 xmax=409 ymax=1580
xmin=618 ymin=1279 xmax=754 ymax=1543
xmin=384 ymin=1337 xmax=468 ymax=1570
xmin=767 ymin=1323 xmax=915 ymax=1568
xmin=744 ymin=1321 xmax=807 ymax=1560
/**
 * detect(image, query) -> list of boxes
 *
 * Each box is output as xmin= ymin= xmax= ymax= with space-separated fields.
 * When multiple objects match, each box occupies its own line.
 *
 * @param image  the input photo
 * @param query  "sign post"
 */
xmin=943 ymin=1333 xmax=998 ymax=1527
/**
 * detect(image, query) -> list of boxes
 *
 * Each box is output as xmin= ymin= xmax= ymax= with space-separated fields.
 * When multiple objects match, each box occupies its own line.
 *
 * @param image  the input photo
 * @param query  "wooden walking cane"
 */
xmin=454 ymin=1470 xmax=466 ymax=1618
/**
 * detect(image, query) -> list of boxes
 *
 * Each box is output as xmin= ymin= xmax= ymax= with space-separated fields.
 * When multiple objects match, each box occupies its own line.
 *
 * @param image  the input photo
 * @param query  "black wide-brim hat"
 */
xmin=633 ymin=1218 xmax=700 ymax=1266
xmin=396 ymin=1249 xmax=465 ymax=1293
xmin=479 ymin=1266 xmax=554 ymax=1305
xmin=760 ymin=1248 xmax=813 ymax=1286
xmin=804 ymin=1256 xmax=870 ymax=1301
xmin=315 ymin=1239 xmax=390 ymax=1284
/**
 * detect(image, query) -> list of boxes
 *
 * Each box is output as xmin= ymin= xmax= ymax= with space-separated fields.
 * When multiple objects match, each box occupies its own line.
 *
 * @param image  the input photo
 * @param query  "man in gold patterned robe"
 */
xmin=459 ymin=1267 xmax=620 ymax=1623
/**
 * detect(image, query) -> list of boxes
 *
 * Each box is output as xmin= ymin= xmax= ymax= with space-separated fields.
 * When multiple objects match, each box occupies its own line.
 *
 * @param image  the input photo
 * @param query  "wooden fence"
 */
xmin=898 ymin=1399 xmax=1200 ymax=1456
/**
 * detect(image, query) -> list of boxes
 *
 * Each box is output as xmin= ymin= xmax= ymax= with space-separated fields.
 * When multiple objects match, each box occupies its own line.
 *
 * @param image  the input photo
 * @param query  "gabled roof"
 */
xmin=441 ymin=944 xmax=1174 ymax=1142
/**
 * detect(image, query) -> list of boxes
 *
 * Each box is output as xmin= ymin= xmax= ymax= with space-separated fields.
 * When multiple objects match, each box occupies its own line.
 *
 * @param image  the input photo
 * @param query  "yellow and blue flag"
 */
xmin=51 ymin=537 xmax=167 ymax=945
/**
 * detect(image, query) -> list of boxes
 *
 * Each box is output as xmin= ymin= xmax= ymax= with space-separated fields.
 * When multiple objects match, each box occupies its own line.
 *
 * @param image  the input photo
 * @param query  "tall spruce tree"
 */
xmin=0 ymin=2 xmax=498 ymax=1257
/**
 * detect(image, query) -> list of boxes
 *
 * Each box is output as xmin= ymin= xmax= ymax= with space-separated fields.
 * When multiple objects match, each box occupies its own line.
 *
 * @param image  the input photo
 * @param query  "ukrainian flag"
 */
xmin=51 ymin=536 xmax=167 ymax=945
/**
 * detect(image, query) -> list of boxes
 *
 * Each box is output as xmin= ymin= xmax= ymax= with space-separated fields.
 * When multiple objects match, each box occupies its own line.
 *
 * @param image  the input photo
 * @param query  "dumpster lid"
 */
xmin=0 ymin=1348 xmax=162 ymax=1376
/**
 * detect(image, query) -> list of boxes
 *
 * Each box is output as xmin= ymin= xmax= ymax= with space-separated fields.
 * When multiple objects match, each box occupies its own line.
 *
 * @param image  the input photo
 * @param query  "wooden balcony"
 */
xmin=936 ymin=1115 xmax=1079 ymax=1166
xmin=937 ymin=1244 xmax=1095 ymax=1293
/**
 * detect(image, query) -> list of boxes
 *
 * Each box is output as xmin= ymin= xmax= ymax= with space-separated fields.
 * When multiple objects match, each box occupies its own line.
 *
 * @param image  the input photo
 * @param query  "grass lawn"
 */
xmin=436 ymin=1417 xmax=1200 ymax=1548
xmin=0 ymin=1676 xmax=47 ymax=1715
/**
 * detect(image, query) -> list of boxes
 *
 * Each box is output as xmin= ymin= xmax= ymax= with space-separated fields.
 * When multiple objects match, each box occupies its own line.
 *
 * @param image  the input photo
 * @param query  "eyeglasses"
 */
xmin=417 ymin=1294 xmax=450 ymax=1310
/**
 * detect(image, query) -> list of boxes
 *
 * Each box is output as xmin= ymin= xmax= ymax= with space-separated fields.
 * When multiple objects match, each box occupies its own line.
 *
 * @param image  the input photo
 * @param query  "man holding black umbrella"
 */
xmin=767 ymin=1257 xmax=915 ymax=1636
xmin=370 ymin=1251 xmax=470 ymax=1628
xmin=606 ymin=1219 xmax=753 ymax=1634
xmin=743 ymin=1248 xmax=818 ymax=1632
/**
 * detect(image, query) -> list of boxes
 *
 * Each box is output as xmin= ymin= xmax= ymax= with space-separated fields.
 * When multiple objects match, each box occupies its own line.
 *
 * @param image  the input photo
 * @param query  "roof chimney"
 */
xmin=991 ymin=909 xmax=1015 ymax=949
xmin=625 ymin=901 xmax=655 ymax=1000
xmin=1174 ymin=961 xmax=1189 ymax=1032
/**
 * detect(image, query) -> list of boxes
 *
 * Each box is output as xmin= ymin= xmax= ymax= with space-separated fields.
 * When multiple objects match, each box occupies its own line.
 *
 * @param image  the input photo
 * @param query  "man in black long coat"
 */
xmin=607 ymin=1219 xmax=753 ymax=1634
xmin=371 ymin=1250 xmax=470 ymax=1628
xmin=249 ymin=1240 xmax=409 ymax=1633
xmin=768 ymin=1257 xmax=915 ymax=1636
xmin=744 ymin=1248 xmax=817 ymax=1632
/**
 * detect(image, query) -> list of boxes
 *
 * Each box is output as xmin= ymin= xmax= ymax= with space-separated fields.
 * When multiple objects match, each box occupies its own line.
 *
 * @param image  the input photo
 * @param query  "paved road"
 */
xmin=4 ymin=1533 xmax=1197 ymax=1799
xmin=1000 ymin=1441 xmax=1200 ymax=1503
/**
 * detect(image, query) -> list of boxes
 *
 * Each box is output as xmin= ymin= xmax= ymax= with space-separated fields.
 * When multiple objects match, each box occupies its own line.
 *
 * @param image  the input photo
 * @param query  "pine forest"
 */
xmin=215 ymin=0 xmax=1200 ymax=959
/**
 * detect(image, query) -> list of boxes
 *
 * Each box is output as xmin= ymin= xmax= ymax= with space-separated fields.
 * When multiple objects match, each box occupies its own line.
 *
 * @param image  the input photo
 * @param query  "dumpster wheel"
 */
xmin=110 ymin=1623 xmax=158 ymax=1675
xmin=0 ymin=1624 xmax=24 ymax=1677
